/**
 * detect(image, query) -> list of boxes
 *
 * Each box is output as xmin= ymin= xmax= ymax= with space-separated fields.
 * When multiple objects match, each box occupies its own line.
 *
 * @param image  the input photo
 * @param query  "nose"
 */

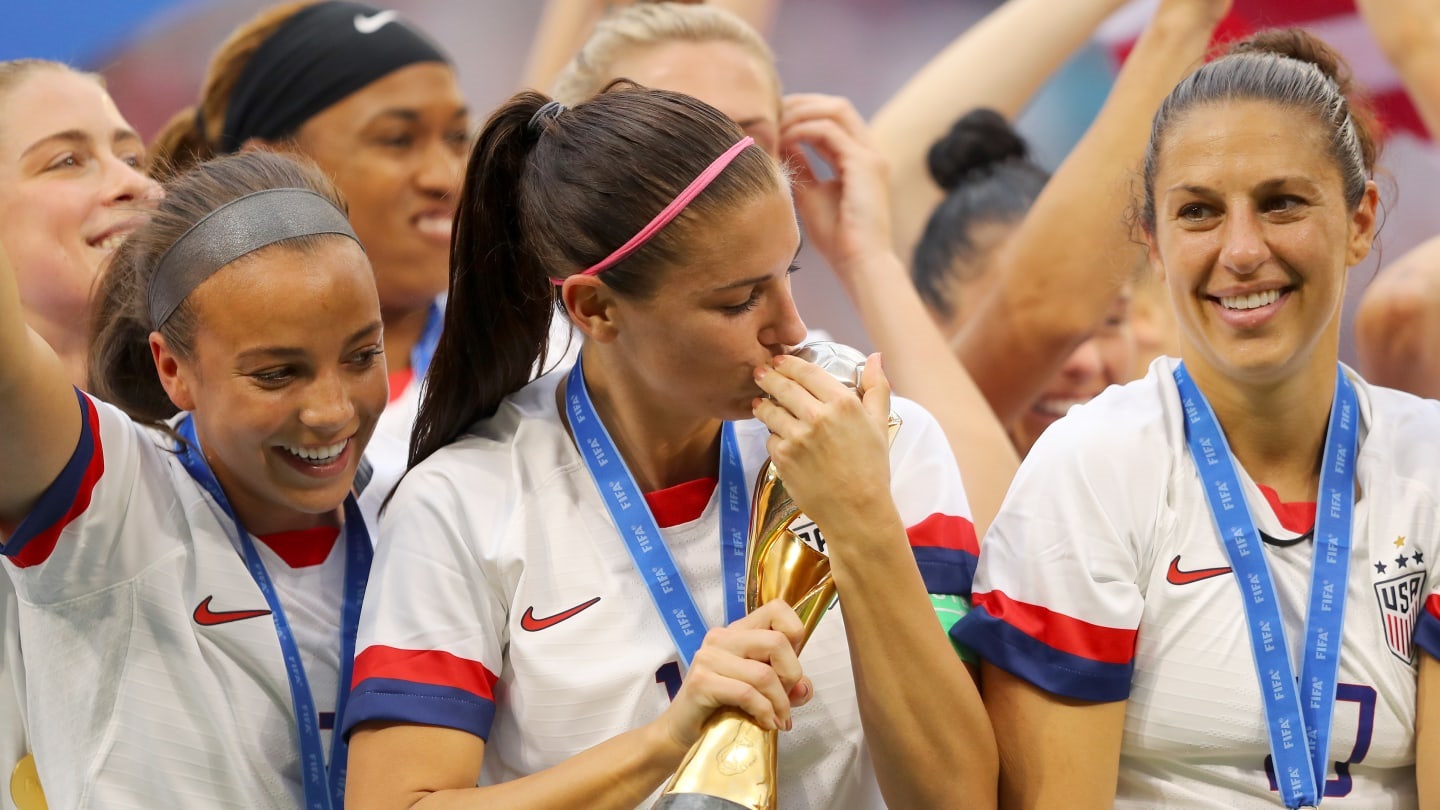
xmin=103 ymin=155 xmax=161 ymax=206
xmin=299 ymin=368 xmax=356 ymax=434
xmin=1058 ymin=335 xmax=1104 ymax=384
xmin=761 ymin=278 xmax=809 ymax=351
xmin=1218 ymin=206 xmax=1269 ymax=276
xmin=415 ymin=134 xmax=464 ymax=199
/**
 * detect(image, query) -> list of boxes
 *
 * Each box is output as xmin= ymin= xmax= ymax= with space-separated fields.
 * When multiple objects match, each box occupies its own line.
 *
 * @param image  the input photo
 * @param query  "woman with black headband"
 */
xmin=0 ymin=150 xmax=392 ymax=807
xmin=151 ymin=0 xmax=470 ymax=456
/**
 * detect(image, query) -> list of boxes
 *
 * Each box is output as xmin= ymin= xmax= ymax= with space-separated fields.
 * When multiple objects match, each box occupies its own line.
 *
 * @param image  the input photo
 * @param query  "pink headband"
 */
xmin=551 ymin=135 xmax=755 ymax=285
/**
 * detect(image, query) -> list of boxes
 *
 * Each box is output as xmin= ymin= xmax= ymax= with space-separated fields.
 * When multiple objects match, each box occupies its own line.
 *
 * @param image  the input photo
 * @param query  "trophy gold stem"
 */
xmin=654 ymin=460 xmax=838 ymax=810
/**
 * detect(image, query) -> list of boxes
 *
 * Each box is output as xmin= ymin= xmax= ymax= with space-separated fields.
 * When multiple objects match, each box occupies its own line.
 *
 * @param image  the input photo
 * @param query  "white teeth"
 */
xmin=1219 ymin=289 xmax=1281 ymax=311
xmin=282 ymin=439 xmax=347 ymax=464
xmin=94 ymin=234 xmax=128 ymax=252
xmin=1034 ymin=398 xmax=1084 ymax=417
xmin=416 ymin=215 xmax=452 ymax=239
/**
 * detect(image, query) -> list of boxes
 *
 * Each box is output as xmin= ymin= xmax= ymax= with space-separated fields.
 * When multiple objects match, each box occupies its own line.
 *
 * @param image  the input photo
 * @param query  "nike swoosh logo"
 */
xmin=520 ymin=597 xmax=602 ymax=631
xmin=1166 ymin=555 xmax=1233 ymax=586
xmin=354 ymin=10 xmax=399 ymax=34
xmin=193 ymin=596 xmax=272 ymax=626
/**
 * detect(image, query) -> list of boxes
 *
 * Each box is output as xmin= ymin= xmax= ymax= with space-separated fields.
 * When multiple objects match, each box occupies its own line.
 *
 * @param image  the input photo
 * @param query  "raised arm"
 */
xmin=1354 ymin=234 xmax=1440 ymax=398
xmin=872 ymin=0 xmax=1132 ymax=260
xmin=1356 ymin=0 xmax=1440 ymax=140
xmin=782 ymin=92 xmax=1017 ymax=536
xmin=520 ymin=0 xmax=779 ymax=94
xmin=0 ymin=242 xmax=84 ymax=528
xmin=955 ymin=0 xmax=1227 ymax=427
xmin=754 ymin=355 xmax=998 ymax=809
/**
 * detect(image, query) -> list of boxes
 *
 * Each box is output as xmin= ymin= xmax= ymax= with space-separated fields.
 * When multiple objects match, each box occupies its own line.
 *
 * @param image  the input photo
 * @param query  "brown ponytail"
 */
xmin=148 ymin=1 xmax=314 ymax=182
xmin=408 ymin=85 xmax=779 ymax=470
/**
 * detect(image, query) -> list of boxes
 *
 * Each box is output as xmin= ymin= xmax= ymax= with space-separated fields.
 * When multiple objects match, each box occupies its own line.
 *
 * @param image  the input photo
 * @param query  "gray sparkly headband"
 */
xmin=148 ymin=188 xmax=361 ymax=327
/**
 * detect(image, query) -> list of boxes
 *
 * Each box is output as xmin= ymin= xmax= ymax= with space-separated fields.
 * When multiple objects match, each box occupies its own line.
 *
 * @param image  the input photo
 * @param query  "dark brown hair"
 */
xmin=408 ymin=84 xmax=778 ymax=469
xmin=148 ymin=1 xmax=313 ymax=181
xmin=1141 ymin=27 xmax=1380 ymax=234
xmin=88 ymin=151 xmax=349 ymax=426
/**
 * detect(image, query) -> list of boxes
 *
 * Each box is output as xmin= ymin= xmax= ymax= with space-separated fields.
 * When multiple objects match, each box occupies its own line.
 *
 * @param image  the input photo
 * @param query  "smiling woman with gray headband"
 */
xmin=152 ymin=1 xmax=470 ymax=451
xmin=0 ymin=150 xmax=395 ymax=808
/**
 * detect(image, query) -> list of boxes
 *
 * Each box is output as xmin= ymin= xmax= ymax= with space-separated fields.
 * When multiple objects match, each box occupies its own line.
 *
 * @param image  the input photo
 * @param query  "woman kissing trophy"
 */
xmin=654 ymin=343 xmax=902 ymax=810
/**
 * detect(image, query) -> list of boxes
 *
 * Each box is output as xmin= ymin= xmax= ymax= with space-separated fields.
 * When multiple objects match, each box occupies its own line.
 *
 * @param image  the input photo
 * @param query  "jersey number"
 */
xmin=1263 ymin=682 xmax=1377 ymax=799
xmin=655 ymin=661 xmax=682 ymax=701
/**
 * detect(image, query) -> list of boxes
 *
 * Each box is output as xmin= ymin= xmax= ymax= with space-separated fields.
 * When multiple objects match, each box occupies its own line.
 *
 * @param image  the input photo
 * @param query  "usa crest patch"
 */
xmin=1373 ymin=570 xmax=1426 ymax=664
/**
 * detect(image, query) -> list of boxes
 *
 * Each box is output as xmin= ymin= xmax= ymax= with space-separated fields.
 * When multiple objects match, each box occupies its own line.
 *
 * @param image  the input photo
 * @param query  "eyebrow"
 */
xmin=234 ymin=321 xmax=383 ymax=363
xmin=21 ymin=127 xmax=142 ymax=160
xmin=710 ymin=241 xmax=804 ymax=292
xmin=1167 ymin=176 xmax=1318 ymax=195
xmin=371 ymin=107 xmax=471 ymax=125
xmin=735 ymin=116 xmax=773 ymax=130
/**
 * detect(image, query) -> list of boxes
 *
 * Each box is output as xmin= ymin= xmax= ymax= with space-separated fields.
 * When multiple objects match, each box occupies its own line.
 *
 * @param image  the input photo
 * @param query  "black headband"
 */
xmin=148 ymin=188 xmax=362 ymax=327
xmin=219 ymin=1 xmax=450 ymax=153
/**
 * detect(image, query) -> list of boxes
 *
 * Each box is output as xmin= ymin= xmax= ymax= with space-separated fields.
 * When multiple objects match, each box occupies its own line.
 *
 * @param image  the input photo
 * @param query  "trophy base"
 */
xmin=652 ymin=794 xmax=754 ymax=810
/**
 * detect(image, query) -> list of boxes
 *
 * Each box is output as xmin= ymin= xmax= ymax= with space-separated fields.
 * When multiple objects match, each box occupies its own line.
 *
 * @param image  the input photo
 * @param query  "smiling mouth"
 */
xmin=280 ymin=439 xmax=348 ymax=466
xmin=89 ymin=232 xmax=130 ymax=252
xmin=414 ymin=212 xmax=453 ymax=242
xmin=1030 ymin=396 xmax=1087 ymax=419
xmin=1216 ymin=289 xmax=1282 ymax=311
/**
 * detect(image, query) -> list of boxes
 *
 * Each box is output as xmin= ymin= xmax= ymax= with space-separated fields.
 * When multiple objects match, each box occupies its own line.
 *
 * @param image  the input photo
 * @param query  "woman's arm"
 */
xmin=346 ymin=600 xmax=813 ymax=809
xmin=955 ymin=0 xmax=1228 ymax=427
xmin=1354 ymin=235 xmax=1440 ymax=398
xmin=871 ymin=0 xmax=1132 ymax=260
xmin=0 ymin=242 xmax=83 ymax=526
xmin=754 ymin=355 xmax=998 ymax=808
xmin=1419 ymin=653 xmax=1439 ymax=804
xmin=1356 ymin=0 xmax=1440 ymax=140
xmin=782 ymin=92 xmax=1018 ymax=536
xmin=983 ymin=664 xmax=1125 ymax=809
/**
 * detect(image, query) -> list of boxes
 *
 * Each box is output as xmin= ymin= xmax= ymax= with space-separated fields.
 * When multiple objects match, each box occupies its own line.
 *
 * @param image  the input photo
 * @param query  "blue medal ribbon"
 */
xmin=409 ymin=299 xmax=444 ymax=384
xmin=175 ymin=416 xmax=372 ymax=810
xmin=1174 ymin=363 xmax=1357 ymax=809
xmin=565 ymin=356 xmax=749 ymax=667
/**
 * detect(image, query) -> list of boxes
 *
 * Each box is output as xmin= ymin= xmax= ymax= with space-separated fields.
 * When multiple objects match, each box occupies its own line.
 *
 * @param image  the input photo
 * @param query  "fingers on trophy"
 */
xmin=654 ymin=343 xmax=901 ymax=810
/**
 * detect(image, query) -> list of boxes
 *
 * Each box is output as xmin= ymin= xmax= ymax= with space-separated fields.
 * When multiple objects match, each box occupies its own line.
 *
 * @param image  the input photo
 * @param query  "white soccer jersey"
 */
xmin=347 ymin=369 xmax=977 ymax=809
xmin=955 ymin=357 xmax=1440 ymax=807
xmin=1 ymin=578 xmax=25 ymax=810
xmin=373 ymin=308 xmax=584 ymax=453
xmin=0 ymin=391 xmax=393 ymax=808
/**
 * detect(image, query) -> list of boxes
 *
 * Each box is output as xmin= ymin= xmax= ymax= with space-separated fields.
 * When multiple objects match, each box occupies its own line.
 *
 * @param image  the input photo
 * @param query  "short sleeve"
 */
xmin=887 ymin=398 xmax=980 ymax=598
xmin=1417 ymin=578 xmax=1440 ymax=662
xmin=344 ymin=457 xmax=507 ymax=741
xmin=1 ymin=392 xmax=179 ymax=603
xmin=950 ymin=412 xmax=1145 ymax=702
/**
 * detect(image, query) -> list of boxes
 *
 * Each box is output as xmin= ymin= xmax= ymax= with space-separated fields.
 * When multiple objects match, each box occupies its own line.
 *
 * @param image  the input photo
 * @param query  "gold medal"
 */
xmin=9 ymin=753 xmax=47 ymax=810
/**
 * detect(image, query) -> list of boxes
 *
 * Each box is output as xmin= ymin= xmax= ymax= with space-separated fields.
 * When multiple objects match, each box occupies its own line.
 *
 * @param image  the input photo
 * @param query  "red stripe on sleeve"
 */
xmin=1427 ymin=594 xmax=1440 ymax=621
xmin=352 ymin=645 xmax=500 ymax=699
xmin=905 ymin=512 xmax=979 ymax=555
xmin=973 ymin=589 xmax=1137 ymax=665
xmin=13 ymin=396 xmax=105 ymax=569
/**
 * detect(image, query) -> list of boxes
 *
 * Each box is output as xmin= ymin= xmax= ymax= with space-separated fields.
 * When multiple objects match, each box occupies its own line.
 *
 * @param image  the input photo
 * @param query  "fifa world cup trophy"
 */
xmin=653 ymin=343 xmax=901 ymax=810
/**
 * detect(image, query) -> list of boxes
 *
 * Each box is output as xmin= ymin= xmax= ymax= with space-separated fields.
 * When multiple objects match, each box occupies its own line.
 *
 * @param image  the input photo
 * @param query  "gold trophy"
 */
xmin=653 ymin=343 xmax=900 ymax=810
xmin=10 ymin=754 xmax=46 ymax=810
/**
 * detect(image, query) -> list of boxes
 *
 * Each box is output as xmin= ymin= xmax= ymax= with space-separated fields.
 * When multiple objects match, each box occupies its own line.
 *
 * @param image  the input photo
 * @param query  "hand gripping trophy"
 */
xmin=653 ymin=343 xmax=901 ymax=810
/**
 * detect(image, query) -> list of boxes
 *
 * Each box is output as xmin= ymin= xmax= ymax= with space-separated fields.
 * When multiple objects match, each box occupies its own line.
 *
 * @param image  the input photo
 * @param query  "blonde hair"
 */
xmin=551 ymin=2 xmax=780 ymax=105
